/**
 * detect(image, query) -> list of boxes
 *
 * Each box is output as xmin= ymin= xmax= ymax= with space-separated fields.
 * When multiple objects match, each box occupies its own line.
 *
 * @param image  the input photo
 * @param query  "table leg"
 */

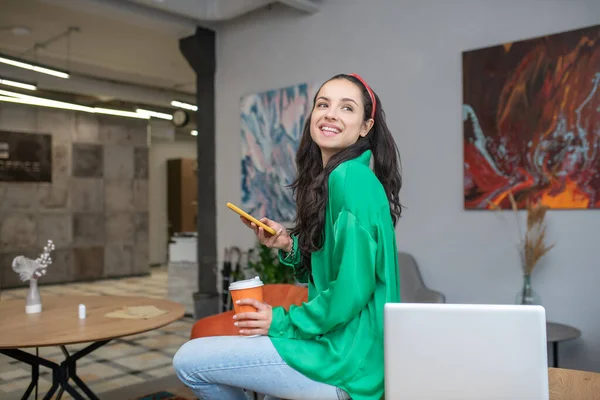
xmin=20 ymin=361 xmax=38 ymax=400
xmin=0 ymin=348 xmax=55 ymax=400
xmin=44 ymin=367 xmax=60 ymax=400
xmin=553 ymin=342 xmax=559 ymax=368
xmin=60 ymin=343 xmax=105 ymax=399
xmin=0 ymin=339 xmax=111 ymax=400
xmin=44 ymin=362 xmax=87 ymax=400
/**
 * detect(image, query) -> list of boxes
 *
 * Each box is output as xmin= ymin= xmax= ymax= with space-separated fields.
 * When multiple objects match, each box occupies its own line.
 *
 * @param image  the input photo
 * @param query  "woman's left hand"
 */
xmin=233 ymin=299 xmax=273 ymax=336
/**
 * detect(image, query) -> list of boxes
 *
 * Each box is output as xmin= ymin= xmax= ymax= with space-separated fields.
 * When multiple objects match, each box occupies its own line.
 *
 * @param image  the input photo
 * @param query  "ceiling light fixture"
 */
xmin=11 ymin=26 xmax=31 ymax=36
xmin=190 ymin=130 xmax=198 ymax=136
xmin=0 ymin=78 xmax=36 ymax=90
xmin=136 ymin=108 xmax=173 ymax=120
xmin=171 ymin=100 xmax=197 ymax=111
xmin=0 ymin=89 xmax=150 ymax=119
xmin=95 ymin=107 xmax=149 ymax=119
xmin=0 ymin=95 xmax=92 ymax=113
xmin=0 ymin=53 xmax=69 ymax=79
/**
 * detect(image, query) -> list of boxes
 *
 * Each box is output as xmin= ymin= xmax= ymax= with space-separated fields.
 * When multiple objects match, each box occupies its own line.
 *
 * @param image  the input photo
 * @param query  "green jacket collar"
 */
xmin=356 ymin=149 xmax=373 ymax=167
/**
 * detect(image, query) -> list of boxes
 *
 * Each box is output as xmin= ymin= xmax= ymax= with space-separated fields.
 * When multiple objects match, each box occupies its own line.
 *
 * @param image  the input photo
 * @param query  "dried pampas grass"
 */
xmin=488 ymin=192 xmax=554 ymax=275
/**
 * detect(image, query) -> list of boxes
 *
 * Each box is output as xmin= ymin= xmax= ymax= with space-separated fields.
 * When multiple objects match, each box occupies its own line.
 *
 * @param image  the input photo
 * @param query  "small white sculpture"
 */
xmin=12 ymin=240 xmax=55 ymax=314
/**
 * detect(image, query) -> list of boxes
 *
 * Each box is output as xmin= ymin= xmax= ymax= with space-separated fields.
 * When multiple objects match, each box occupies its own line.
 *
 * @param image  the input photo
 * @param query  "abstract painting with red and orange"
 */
xmin=463 ymin=24 xmax=600 ymax=210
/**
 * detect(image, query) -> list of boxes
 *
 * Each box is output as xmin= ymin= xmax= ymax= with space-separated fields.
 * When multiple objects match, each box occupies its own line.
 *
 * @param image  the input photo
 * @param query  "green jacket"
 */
xmin=268 ymin=149 xmax=401 ymax=400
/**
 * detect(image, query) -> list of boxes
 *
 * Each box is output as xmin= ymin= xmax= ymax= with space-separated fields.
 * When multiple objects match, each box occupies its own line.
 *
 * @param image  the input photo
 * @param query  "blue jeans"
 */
xmin=173 ymin=335 xmax=350 ymax=400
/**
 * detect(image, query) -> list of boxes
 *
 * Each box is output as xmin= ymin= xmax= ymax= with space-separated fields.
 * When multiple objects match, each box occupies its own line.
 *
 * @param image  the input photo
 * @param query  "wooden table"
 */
xmin=0 ymin=295 xmax=185 ymax=400
xmin=549 ymin=368 xmax=600 ymax=399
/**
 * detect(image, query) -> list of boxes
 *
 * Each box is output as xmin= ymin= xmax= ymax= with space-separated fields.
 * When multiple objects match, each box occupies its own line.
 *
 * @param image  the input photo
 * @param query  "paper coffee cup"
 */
xmin=229 ymin=276 xmax=264 ymax=314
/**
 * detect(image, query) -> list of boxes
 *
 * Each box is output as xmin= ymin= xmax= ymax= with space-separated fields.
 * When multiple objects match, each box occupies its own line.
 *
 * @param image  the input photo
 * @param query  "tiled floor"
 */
xmin=0 ymin=266 xmax=196 ymax=399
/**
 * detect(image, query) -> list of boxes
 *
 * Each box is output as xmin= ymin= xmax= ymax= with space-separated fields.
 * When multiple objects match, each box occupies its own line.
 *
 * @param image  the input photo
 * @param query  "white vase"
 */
xmin=26 ymin=279 xmax=42 ymax=314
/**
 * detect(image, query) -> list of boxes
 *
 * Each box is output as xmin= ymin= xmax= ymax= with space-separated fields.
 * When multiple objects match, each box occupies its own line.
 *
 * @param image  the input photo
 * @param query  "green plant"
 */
xmin=247 ymin=241 xmax=296 ymax=284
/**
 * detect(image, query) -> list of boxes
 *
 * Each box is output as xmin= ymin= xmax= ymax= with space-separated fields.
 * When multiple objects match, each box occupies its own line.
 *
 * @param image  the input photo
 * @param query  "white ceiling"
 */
xmin=0 ymin=0 xmax=321 ymax=107
xmin=0 ymin=0 xmax=197 ymax=99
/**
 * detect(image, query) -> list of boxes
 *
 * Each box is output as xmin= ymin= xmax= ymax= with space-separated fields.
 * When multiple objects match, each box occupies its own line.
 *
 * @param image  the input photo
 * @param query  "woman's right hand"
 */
xmin=240 ymin=216 xmax=293 ymax=253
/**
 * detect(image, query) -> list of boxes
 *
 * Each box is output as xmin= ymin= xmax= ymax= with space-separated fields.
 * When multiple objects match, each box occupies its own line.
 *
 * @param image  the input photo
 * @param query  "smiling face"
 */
xmin=310 ymin=78 xmax=374 ymax=165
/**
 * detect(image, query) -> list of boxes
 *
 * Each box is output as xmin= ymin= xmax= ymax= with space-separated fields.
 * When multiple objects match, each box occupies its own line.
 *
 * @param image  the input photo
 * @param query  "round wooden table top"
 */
xmin=549 ymin=368 xmax=600 ymax=399
xmin=0 ymin=295 xmax=185 ymax=349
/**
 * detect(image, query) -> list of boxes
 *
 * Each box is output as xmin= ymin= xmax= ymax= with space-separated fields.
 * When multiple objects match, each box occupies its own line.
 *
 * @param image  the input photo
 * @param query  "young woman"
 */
xmin=173 ymin=73 xmax=402 ymax=400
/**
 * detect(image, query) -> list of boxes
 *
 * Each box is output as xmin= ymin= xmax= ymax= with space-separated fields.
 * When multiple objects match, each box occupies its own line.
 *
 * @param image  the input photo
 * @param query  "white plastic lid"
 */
xmin=229 ymin=276 xmax=264 ymax=290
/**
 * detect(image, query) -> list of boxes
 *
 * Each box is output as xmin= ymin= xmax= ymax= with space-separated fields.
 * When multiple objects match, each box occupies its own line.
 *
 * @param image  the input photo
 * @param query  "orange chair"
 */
xmin=190 ymin=284 xmax=308 ymax=339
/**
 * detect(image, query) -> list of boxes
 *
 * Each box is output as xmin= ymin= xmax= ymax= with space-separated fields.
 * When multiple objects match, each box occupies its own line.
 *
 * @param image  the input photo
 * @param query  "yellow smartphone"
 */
xmin=226 ymin=202 xmax=277 ymax=235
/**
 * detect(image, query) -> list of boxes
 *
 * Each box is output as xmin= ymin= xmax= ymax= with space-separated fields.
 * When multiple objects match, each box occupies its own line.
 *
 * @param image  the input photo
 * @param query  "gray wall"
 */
xmin=0 ymin=103 xmax=150 ymax=288
xmin=215 ymin=0 xmax=600 ymax=371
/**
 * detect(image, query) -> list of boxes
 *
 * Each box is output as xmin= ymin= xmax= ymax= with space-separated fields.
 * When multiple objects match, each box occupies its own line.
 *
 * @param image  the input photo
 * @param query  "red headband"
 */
xmin=348 ymin=73 xmax=376 ymax=119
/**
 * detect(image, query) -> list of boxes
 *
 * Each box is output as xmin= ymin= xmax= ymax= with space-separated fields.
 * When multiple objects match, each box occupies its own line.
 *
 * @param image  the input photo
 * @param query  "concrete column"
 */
xmin=179 ymin=27 xmax=219 ymax=318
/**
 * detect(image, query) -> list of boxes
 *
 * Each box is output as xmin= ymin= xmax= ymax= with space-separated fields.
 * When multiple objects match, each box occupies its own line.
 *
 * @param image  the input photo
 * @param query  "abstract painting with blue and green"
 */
xmin=241 ymin=82 xmax=318 ymax=222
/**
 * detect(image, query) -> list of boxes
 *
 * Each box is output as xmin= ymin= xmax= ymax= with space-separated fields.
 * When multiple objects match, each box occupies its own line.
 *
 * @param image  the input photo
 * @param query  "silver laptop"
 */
xmin=384 ymin=303 xmax=549 ymax=400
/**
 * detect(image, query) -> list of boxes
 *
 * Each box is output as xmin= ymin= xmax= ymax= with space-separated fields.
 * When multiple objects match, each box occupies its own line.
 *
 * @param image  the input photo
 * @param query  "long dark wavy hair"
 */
xmin=288 ymin=74 xmax=403 ymax=280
